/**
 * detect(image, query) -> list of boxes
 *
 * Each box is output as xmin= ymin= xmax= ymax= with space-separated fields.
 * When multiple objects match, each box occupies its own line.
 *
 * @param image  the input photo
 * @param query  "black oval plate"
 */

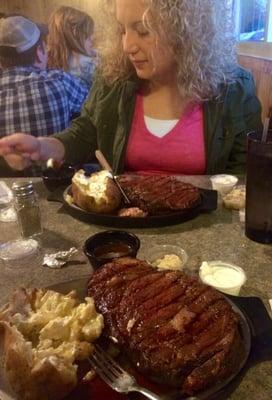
xmin=1 ymin=277 xmax=270 ymax=400
xmin=46 ymin=277 xmax=251 ymax=400
xmin=62 ymin=185 xmax=218 ymax=228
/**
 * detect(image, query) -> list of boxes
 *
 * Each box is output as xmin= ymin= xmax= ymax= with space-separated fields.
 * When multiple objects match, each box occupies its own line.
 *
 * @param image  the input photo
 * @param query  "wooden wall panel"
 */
xmin=238 ymin=55 xmax=272 ymax=121
xmin=0 ymin=0 xmax=98 ymax=22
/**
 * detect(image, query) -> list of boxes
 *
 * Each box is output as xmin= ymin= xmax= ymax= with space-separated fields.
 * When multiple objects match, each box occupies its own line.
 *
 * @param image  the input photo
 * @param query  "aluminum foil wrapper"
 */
xmin=43 ymin=247 xmax=78 ymax=268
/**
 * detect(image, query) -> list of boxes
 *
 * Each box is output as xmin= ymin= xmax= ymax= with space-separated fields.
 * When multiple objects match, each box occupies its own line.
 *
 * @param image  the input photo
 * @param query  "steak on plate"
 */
xmin=87 ymin=257 xmax=244 ymax=395
xmin=117 ymin=175 xmax=201 ymax=215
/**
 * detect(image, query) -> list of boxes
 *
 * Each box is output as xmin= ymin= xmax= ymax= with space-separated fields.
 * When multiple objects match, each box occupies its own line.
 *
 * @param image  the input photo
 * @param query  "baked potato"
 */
xmin=71 ymin=169 xmax=121 ymax=213
xmin=0 ymin=288 xmax=104 ymax=400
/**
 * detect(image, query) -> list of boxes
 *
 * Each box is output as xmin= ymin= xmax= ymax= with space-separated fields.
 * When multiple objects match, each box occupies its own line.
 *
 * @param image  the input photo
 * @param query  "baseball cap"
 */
xmin=0 ymin=16 xmax=47 ymax=53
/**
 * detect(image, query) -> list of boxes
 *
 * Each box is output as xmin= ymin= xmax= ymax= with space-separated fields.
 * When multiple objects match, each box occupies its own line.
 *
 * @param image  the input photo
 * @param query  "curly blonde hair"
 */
xmin=96 ymin=0 xmax=237 ymax=101
xmin=47 ymin=6 xmax=94 ymax=70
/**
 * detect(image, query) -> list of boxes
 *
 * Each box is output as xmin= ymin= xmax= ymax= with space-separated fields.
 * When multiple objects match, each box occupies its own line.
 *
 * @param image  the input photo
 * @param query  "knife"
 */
xmin=95 ymin=150 xmax=131 ymax=205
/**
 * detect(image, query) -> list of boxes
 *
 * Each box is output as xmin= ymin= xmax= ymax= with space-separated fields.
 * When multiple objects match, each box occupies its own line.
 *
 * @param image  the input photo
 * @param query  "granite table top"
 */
xmin=0 ymin=176 xmax=271 ymax=400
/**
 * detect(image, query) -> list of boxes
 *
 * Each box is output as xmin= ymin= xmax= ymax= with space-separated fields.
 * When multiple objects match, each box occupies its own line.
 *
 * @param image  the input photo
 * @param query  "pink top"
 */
xmin=125 ymin=93 xmax=206 ymax=175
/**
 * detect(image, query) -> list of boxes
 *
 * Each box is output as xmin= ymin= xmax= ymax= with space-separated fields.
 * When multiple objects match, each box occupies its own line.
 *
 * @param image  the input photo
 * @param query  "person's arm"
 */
xmin=225 ymin=68 xmax=263 ymax=174
xmin=0 ymin=134 xmax=65 ymax=170
xmin=38 ymin=137 xmax=65 ymax=161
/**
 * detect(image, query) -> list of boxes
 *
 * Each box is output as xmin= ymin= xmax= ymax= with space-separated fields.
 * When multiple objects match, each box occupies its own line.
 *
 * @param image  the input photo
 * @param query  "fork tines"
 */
xmin=91 ymin=345 xmax=124 ymax=374
xmin=89 ymin=346 xmax=166 ymax=400
xmin=89 ymin=345 xmax=130 ymax=389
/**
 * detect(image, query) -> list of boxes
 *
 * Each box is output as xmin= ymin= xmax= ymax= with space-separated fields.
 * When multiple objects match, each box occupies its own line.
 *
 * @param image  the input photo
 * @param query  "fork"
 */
xmin=89 ymin=344 xmax=161 ymax=400
xmin=89 ymin=345 xmax=198 ymax=400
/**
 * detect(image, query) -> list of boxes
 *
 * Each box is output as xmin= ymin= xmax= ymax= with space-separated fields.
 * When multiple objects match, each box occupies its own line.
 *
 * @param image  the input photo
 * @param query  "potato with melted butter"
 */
xmin=152 ymin=254 xmax=183 ymax=271
xmin=0 ymin=288 xmax=104 ymax=400
xmin=72 ymin=169 xmax=121 ymax=213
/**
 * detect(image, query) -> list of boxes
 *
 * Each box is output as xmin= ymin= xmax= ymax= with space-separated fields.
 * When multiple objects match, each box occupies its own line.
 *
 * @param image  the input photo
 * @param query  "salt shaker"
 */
xmin=12 ymin=181 xmax=42 ymax=238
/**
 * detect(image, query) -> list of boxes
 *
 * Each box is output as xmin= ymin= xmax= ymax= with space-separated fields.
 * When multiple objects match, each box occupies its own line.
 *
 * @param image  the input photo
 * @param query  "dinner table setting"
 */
xmin=0 ymin=170 xmax=272 ymax=400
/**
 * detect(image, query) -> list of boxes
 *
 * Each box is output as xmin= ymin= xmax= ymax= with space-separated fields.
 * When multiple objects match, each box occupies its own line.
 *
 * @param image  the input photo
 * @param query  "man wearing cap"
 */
xmin=0 ymin=15 xmax=90 ymax=175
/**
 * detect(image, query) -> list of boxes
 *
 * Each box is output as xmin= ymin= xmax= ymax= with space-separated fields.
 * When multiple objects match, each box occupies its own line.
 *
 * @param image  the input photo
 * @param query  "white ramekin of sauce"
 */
xmin=210 ymin=174 xmax=238 ymax=195
xmin=199 ymin=260 xmax=246 ymax=296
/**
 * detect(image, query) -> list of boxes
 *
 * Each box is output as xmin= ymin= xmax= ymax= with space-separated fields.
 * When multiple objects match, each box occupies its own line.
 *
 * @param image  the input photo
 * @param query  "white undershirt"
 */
xmin=144 ymin=116 xmax=179 ymax=137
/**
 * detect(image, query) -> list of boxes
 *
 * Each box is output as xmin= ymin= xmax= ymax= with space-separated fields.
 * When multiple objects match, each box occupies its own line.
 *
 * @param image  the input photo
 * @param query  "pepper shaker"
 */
xmin=12 ymin=181 xmax=42 ymax=238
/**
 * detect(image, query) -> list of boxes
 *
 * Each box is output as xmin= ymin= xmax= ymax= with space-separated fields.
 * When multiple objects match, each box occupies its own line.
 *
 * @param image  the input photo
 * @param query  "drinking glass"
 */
xmin=245 ymin=131 xmax=272 ymax=243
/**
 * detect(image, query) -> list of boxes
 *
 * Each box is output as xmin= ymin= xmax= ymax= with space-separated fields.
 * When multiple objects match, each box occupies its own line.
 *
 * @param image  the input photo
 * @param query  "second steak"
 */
xmin=87 ymin=257 xmax=244 ymax=395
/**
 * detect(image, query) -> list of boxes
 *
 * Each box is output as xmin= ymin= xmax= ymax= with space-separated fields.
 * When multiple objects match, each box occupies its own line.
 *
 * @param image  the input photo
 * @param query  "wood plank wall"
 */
xmin=1 ymin=1 xmax=271 ymax=121
xmin=0 ymin=0 xmax=98 ymax=23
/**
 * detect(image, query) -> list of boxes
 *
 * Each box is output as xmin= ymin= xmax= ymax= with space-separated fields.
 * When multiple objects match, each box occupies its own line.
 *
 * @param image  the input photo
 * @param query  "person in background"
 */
xmin=47 ymin=6 xmax=96 ymax=85
xmin=0 ymin=0 xmax=262 ymax=175
xmin=0 ymin=15 xmax=89 ymax=174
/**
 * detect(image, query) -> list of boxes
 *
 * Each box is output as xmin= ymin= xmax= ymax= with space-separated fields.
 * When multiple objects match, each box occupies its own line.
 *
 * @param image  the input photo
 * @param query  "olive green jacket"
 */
xmin=55 ymin=66 xmax=262 ymax=175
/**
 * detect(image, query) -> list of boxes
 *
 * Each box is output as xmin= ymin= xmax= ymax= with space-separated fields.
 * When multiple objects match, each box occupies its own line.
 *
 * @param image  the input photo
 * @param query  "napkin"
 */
xmin=0 ymin=181 xmax=13 ymax=204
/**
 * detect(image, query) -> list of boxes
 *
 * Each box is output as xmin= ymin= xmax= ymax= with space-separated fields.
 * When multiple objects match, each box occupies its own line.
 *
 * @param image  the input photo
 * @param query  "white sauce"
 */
xmin=210 ymin=174 xmax=238 ymax=195
xmin=199 ymin=261 xmax=246 ymax=295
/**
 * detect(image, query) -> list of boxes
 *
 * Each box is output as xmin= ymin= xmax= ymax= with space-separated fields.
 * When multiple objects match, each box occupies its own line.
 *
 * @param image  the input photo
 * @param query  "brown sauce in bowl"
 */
xmin=93 ymin=242 xmax=132 ymax=260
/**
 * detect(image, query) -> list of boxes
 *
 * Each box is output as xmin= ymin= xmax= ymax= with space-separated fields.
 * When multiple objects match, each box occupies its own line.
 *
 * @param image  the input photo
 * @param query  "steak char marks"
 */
xmin=88 ymin=257 xmax=244 ymax=395
xmin=117 ymin=175 xmax=201 ymax=214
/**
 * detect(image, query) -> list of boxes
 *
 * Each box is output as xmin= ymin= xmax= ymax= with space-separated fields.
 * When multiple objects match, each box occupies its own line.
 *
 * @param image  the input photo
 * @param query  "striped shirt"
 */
xmin=0 ymin=66 xmax=89 ymax=137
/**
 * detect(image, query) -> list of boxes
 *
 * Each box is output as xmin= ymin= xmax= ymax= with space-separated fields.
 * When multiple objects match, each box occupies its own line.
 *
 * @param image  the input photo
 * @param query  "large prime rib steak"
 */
xmin=117 ymin=175 xmax=201 ymax=214
xmin=87 ymin=257 xmax=244 ymax=395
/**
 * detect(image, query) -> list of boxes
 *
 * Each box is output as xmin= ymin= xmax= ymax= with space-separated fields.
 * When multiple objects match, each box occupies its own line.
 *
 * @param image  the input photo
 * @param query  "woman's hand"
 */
xmin=0 ymin=134 xmax=65 ymax=171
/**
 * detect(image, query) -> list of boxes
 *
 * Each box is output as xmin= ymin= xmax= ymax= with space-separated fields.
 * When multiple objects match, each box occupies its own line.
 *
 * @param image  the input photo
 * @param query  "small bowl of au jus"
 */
xmin=84 ymin=230 xmax=141 ymax=269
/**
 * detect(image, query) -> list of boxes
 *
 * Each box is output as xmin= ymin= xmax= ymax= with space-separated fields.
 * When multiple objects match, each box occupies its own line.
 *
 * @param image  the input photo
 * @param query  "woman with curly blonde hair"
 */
xmin=0 ymin=0 xmax=263 ymax=175
xmin=47 ymin=6 xmax=96 ymax=84
xmin=98 ymin=0 xmax=236 ymax=100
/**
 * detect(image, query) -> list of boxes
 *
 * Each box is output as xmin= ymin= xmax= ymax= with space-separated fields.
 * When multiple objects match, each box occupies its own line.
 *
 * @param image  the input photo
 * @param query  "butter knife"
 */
xmin=95 ymin=150 xmax=131 ymax=205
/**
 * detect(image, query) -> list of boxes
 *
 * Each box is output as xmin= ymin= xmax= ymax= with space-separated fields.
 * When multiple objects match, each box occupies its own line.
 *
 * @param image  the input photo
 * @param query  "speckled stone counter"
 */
xmin=0 ymin=177 xmax=271 ymax=400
